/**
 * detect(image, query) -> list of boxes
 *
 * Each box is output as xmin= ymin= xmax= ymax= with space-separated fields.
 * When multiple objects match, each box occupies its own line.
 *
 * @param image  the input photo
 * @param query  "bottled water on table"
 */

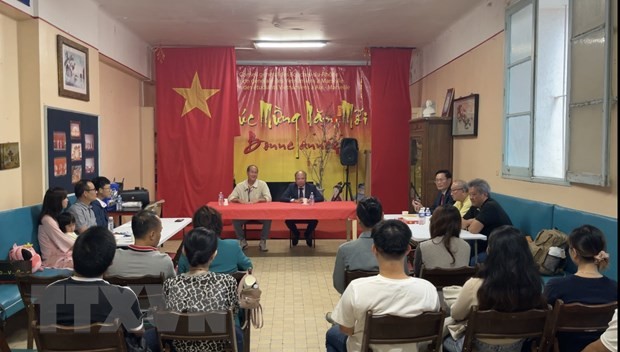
xmin=308 ymin=192 xmax=315 ymax=206
xmin=218 ymin=192 xmax=224 ymax=206
xmin=419 ymin=207 xmax=427 ymax=225
xmin=108 ymin=217 xmax=114 ymax=232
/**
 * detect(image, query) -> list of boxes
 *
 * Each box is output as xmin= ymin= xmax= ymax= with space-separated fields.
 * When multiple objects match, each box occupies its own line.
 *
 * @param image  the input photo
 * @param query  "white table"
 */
xmin=113 ymin=217 xmax=192 ymax=247
xmin=384 ymin=214 xmax=487 ymax=261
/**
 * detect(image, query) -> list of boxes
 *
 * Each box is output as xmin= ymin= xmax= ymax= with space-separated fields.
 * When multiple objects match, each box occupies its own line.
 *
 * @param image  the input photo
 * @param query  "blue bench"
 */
xmin=0 ymin=200 xmax=74 ymax=322
xmin=493 ymin=193 xmax=618 ymax=281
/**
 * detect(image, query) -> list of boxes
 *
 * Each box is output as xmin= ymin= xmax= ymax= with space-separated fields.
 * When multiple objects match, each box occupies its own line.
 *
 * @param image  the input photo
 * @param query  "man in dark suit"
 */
xmin=411 ymin=169 xmax=455 ymax=214
xmin=280 ymin=170 xmax=324 ymax=247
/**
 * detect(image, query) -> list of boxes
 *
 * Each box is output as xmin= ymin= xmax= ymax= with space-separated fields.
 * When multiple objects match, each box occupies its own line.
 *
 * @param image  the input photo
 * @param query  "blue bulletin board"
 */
xmin=46 ymin=107 xmax=99 ymax=192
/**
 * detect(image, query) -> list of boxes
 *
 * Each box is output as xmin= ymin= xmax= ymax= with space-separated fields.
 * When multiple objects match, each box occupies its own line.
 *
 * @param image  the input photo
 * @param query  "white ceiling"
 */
xmin=93 ymin=0 xmax=485 ymax=62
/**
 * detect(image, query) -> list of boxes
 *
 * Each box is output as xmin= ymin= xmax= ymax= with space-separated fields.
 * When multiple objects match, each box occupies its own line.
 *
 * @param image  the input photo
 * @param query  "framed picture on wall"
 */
xmin=441 ymin=88 xmax=455 ymax=117
xmin=452 ymin=94 xmax=479 ymax=137
xmin=0 ymin=142 xmax=20 ymax=170
xmin=53 ymin=157 xmax=67 ymax=177
xmin=53 ymin=132 xmax=66 ymax=151
xmin=57 ymin=35 xmax=90 ymax=101
xmin=84 ymin=134 xmax=94 ymax=151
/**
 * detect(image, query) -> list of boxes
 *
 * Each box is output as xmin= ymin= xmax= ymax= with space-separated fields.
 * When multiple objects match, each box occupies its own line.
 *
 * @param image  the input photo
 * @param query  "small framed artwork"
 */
xmin=70 ymin=121 xmax=81 ymax=139
xmin=85 ymin=157 xmax=95 ymax=174
xmin=70 ymin=143 xmax=82 ymax=161
xmin=71 ymin=165 xmax=82 ymax=184
xmin=53 ymin=157 xmax=67 ymax=177
xmin=84 ymin=134 xmax=94 ymax=151
xmin=452 ymin=94 xmax=479 ymax=137
xmin=0 ymin=142 xmax=20 ymax=170
xmin=57 ymin=35 xmax=89 ymax=101
xmin=53 ymin=131 xmax=66 ymax=151
xmin=441 ymin=88 xmax=455 ymax=117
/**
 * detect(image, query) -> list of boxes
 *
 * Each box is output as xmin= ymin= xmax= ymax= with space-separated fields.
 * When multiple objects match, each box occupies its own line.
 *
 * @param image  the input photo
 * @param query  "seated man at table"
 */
xmin=412 ymin=169 xmax=455 ymax=214
xmin=106 ymin=210 xmax=176 ymax=279
xmin=279 ymin=170 xmax=324 ymax=247
xmin=228 ymin=164 xmax=272 ymax=252
xmin=450 ymin=179 xmax=472 ymax=217
xmin=67 ymin=179 xmax=98 ymax=234
xmin=326 ymin=219 xmax=439 ymax=352
xmin=91 ymin=176 xmax=111 ymax=228
xmin=38 ymin=226 xmax=158 ymax=351
xmin=462 ymin=178 xmax=512 ymax=263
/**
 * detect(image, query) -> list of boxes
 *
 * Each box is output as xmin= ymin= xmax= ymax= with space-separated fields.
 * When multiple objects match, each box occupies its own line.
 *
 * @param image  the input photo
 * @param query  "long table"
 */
xmin=113 ymin=217 xmax=192 ymax=247
xmin=208 ymin=201 xmax=359 ymax=240
xmin=384 ymin=214 xmax=487 ymax=261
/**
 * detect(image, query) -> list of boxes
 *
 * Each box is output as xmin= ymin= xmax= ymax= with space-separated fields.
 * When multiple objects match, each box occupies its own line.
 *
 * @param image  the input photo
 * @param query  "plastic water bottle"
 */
xmin=218 ymin=192 xmax=224 ymax=206
xmin=419 ymin=207 xmax=427 ymax=225
xmin=308 ymin=192 xmax=315 ymax=206
xmin=425 ymin=207 xmax=432 ymax=219
xmin=115 ymin=194 xmax=122 ymax=211
xmin=107 ymin=217 xmax=114 ymax=232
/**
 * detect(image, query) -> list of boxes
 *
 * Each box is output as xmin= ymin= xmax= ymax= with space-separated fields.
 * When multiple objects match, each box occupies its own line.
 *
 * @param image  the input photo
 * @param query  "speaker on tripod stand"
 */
xmin=339 ymin=138 xmax=358 ymax=201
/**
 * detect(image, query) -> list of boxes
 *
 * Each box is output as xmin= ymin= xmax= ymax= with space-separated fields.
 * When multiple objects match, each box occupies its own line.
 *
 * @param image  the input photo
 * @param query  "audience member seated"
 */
xmin=450 ymin=179 xmax=471 ymax=217
xmin=38 ymin=187 xmax=74 ymax=268
xmin=326 ymin=220 xmax=439 ymax=352
xmin=91 ymin=176 xmax=111 ymax=228
xmin=279 ymin=170 xmax=324 ymax=247
xmin=582 ymin=309 xmax=618 ymax=352
xmin=543 ymin=225 xmax=618 ymax=352
xmin=163 ymin=227 xmax=242 ymax=352
xmin=413 ymin=205 xmax=470 ymax=277
xmin=56 ymin=212 xmax=78 ymax=241
xmin=177 ymin=205 xmax=253 ymax=274
xmin=106 ymin=210 xmax=176 ymax=279
xmin=332 ymin=197 xmax=392 ymax=295
xmin=462 ymin=178 xmax=512 ymax=263
xmin=443 ymin=226 xmax=547 ymax=352
xmin=66 ymin=179 xmax=98 ymax=234
xmin=38 ymin=226 xmax=159 ymax=351
xmin=412 ymin=169 xmax=455 ymax=214
xmin=229 ymin=164 xmax=272 ymax=252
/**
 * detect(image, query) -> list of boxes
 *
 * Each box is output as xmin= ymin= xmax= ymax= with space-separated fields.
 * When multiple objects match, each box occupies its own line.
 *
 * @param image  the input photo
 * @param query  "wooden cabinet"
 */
xmin=409 ymin=117 xmax=453 ymax=212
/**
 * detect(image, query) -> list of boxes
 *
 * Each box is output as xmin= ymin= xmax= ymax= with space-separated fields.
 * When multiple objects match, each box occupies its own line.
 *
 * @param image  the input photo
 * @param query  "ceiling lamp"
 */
xmin=253 ymin=41 xmax=327 ymax=49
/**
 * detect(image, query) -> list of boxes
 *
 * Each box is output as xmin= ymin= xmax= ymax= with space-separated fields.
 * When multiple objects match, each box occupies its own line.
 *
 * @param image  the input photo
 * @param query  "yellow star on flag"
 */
xmin=173 ymin=72 xmax=220 ymax=117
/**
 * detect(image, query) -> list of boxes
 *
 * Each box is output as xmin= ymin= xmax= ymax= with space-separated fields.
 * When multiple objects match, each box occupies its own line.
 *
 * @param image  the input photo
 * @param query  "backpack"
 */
xmin=8 ymin=243 xmax=42 ymax=273
xmin=237 ymin=273 xmax=263 ymax=329
xmin=528 ymin=229 xmax=568 ymax=276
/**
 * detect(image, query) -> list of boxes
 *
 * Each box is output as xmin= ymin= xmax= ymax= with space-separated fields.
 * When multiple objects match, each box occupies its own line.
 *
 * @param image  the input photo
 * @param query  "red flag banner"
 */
xmin=235 ymin=66 xmax=371 ymax=194
xmin=156 ymin=47 xmax=239 ymax=217
xmin=370 ymin=49 xmax=412 ymax=213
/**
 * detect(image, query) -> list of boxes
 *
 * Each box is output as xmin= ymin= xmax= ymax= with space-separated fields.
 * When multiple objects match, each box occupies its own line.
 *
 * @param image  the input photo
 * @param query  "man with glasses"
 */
xmin=411 ymin=169 xmax=454 ymax=214
xmin=462 ymin=178 xmax=512 ymax=263
xmin=450 ymin=179 xmax=471 ymax=217
xmin=67 ymin=179 xmax=98 ymax=233
xmin=91 ymin=176 xmax=111 ymax=228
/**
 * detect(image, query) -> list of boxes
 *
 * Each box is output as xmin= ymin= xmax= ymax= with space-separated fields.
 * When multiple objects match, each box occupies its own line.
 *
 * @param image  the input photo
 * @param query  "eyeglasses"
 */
xmin=451 ymin=188 xmax=464 ymax=192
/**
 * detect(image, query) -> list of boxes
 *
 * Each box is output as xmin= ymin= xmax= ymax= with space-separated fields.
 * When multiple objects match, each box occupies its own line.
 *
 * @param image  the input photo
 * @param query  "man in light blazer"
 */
xmin=280 ymin=170 xmax=324 ymax=247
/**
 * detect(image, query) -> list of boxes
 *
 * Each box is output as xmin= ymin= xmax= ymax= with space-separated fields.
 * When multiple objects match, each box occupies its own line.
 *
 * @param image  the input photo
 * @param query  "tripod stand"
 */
xmin=341 ymin=165 xmax=354 ymax=201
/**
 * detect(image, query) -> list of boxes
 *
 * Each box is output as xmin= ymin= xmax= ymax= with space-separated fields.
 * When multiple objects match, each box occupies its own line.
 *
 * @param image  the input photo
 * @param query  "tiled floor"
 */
xmin=5 ymin=238 xmax=346 ymax=351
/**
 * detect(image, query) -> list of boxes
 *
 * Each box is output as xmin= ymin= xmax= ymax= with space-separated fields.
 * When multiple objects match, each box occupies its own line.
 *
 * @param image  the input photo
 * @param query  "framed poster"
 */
xmin=46 ymin=107 xmax=99 ymax=190
xmin=452 ymin=94 xmax=479 ymax=137
xmin=57 ymin=35 xmax=90 ymax=101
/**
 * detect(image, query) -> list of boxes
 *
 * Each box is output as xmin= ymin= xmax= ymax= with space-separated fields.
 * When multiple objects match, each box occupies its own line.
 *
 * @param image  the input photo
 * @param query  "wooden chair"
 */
xmin=230 ymin=271 xmax=251 ymax=352
xmin=103 ymin=273 xmax=166 ymax=313
xmin=288 ymin=220 xmax=316 ymax=248
xmin=15 ymin=273 xmax=71 ymax=349
xmin=419 ymin=266 xmax=477 ymax=289
xmin=462 ymin=306 xmax=553 ymax=352
xmin=33 ymin=318 xmax=127 ymax=352
xmin=542 ymin=299 xmax=618 ymax=352
xmin=154 ymin=310 xmax=238 ymax=352
xmin=344 ymin=269 xmax=379 ymax=291
xmin=360 ymin=309 xmax=445 ymax=352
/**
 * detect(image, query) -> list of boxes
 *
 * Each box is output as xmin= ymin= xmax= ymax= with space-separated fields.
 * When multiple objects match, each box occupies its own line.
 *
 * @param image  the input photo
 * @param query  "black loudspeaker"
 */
xmin=340 ymin=138 xmax=359 ymax=166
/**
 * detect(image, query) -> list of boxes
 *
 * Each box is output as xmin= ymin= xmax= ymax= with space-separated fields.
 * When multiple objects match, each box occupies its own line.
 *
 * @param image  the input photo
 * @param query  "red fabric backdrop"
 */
xmin=156 ymin=47 xmax=240 ymax=217
xmin=370 ymin=48 xmax=412 ymax=213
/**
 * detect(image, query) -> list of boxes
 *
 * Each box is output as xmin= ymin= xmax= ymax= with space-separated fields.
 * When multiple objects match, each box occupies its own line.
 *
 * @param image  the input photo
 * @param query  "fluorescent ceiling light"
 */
xmin=254 ymin=41 xmax=327 ymax=49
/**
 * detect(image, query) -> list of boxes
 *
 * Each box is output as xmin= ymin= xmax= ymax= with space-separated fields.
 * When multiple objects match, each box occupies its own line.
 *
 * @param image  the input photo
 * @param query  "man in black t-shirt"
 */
xmin=462 ymin=178 xmax=512 ymax=261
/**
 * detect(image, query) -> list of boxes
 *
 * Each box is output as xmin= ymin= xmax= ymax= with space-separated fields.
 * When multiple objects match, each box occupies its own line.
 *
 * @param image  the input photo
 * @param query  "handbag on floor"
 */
xmin=237 ymin=273 xmax=263 ymax=329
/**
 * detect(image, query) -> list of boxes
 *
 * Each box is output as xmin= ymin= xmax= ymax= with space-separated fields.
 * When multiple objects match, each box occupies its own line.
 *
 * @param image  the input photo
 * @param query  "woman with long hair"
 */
xmin=163 ymin=227 xmax=242 ymax=352
xmin=177 ymin=205 xmax=253 ymax=274
xmin=413 ymin=205 xmax=470 ymax=277
xmin=444 ymin=225 xmax=546 ymax=352
xmin=38 ymin=187 xmax=75 ymax=268
xmin=544 ymin=225 xmax=617 ymax=352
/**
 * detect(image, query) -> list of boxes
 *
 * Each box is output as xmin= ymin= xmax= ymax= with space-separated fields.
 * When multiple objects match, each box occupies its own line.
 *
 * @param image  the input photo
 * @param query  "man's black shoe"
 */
xmin=292 ymin=235 xmax=299 ymax=246
xmin=306 ymin=237 xmax=313 ymax=247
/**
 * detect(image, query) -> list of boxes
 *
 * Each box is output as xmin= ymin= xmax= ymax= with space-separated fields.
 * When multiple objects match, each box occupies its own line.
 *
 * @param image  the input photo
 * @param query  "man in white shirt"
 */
xmin=583 ymin=309 xmax=618 ymax=352
xmin=67 ymin=179 xmax=98 ymax=233
xmin=228 ymin=164 xmax=272 ymax=252
xmin=326 ymin=219 xmax=439 ymax=352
